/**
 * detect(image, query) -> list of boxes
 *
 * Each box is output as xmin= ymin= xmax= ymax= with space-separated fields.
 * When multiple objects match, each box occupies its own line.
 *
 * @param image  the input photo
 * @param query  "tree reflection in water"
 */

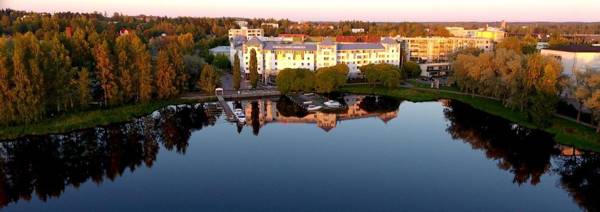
xmin=0 ymin=104 xmax=219 ymax=208
xmin=555 ymin=152 xmax=600 ymax=211
xmin=444 ymin=99 xmax=600 ymax=211
xmin=0 ymin=98 xmax=598 ymax=211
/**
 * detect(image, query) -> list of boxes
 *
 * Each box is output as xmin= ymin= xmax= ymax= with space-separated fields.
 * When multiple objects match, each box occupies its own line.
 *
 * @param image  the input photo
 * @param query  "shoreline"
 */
xmin=2 ymin=87 xmax=599 ymax=153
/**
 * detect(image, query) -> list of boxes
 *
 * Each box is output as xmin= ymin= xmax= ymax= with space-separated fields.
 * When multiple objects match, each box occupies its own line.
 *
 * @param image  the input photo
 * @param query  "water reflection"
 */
xmin=444 ymin=100 xmax=600 ymax=211
xmin=0 ymin=96 xmax=597 ymax=211
xmin=0 ymin=104 xmax=219 ymax=208
xmin=242 ymin=95 xmax=400 ymax=133
xmin=443 ymin=100 xmax=561 ymax=185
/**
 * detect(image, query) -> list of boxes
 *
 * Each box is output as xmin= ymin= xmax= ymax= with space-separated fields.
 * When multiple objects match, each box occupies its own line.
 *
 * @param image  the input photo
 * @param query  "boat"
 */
xmin=324 ymin=100 xmax=341 ymax=108
xmin=234 ymin=109 xmax=246 ymax=123
xmin=303 ymin=101 xmax=313 ymax=105
xmin=306 ymin=105 xmax=322 ymax=111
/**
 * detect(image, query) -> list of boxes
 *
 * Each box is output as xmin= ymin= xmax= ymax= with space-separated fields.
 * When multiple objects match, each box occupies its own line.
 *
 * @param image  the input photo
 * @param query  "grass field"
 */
xmin=339 ymin=85 xmax=600 ymax=152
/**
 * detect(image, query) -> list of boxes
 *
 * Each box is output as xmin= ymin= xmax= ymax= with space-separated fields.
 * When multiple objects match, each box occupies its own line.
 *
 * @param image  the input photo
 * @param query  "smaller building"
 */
xmin=228 ymin=27 xmax=264 ymax=40
xmin=235 ymin=20 xmax=248 ymax=28
xmin=541 ymin=45 xmax=600 ymax=77
xmin=209 ymin=46 xmax=230 ymax=57
xmin=261 ymin=23 xmax=279 ymax=28
xmin=351 ymin=28 xmax=365 ymax=33
xmin=536 ymin=42 xmax=550 ymax=50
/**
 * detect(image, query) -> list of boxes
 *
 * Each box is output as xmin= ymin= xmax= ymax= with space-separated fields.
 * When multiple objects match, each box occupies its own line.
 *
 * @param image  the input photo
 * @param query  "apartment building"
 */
xmin=398 ymin=36 xmax=494 ymax=77
xmin=446 ymin=26 xmax=506 ymax=42
xmin=228 ymin=27 xmax=264 ymax=40
xmin=234 ymin=37 xmax=402 ymax=78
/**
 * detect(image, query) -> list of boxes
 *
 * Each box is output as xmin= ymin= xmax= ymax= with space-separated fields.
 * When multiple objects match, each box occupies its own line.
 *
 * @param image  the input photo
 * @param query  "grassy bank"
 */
xmin=340 ymin=85 xmax=600 ymax=152
xmin=0 ymin=97 xmax=214 ymax=141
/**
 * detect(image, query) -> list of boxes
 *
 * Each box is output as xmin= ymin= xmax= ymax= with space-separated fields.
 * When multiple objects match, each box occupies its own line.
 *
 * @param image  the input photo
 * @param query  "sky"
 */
xmin=2 ymin=0 xmax=600 ymax=22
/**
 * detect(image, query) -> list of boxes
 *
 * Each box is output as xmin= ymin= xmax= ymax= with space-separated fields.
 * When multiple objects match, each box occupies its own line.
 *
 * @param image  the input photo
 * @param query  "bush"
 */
xmin=359 ymin=63 xmax=401 ymax=88
xmin=315 ymin=64 xmax=349 ymax=93
xmin=276 ymin=68 xmax=315 ymax=94
xmin=212 ymin=54 xmax=231 ymax=70
xmin=401 ymin=61 xmax=422 ymax=79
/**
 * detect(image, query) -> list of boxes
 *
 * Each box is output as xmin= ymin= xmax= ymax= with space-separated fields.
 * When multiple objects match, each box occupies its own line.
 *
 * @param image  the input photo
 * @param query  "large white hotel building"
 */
xmin=228 ymin=28 xmax=495 ymax=78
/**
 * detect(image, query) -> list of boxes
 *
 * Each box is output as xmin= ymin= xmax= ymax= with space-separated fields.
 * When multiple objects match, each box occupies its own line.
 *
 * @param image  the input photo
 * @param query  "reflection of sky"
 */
xmin=3 ymin=0 xmax=599 ymax=22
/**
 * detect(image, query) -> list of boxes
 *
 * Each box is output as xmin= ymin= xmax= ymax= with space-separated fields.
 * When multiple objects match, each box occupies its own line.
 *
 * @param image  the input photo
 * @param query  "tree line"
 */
xmin=275 ymin=63 xmax=416 ymax=94
xmin=452 ymin=47 xmax=564 ymax=127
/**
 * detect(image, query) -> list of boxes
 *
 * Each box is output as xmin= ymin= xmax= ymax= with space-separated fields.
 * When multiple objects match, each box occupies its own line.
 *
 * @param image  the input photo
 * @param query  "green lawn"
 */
xmin=0 ymin=98 xmax=212 ymax=141
xmin=339 ymin=85 xmax=600 ymax=152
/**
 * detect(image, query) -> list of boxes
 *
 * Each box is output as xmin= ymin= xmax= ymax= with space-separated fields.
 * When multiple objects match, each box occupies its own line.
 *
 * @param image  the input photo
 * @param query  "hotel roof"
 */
xmin=546 ymin=45 xmax=600 ymax=53
xmin=337 ymin=43 xmax=385 ymax=50
xmin=263 ymin=43 xmax=318 ymax=51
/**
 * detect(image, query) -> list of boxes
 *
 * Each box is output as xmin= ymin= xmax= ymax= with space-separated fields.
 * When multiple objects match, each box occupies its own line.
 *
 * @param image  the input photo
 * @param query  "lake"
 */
xmin=0 ymin=94 xmax=598 ymax=211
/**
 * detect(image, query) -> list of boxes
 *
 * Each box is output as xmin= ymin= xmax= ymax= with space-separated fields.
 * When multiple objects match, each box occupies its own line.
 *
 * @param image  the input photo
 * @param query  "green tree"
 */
xmin=197 ymin=64 xmax=221 ymax=94
xmin=233 ymin=52 xmax=242 ymax=90
xmin=213 ymin=54 xmax=231 ymax=70
xmin=156 ymin=50 xmax=177 ymax=99
xmin=93 ymin=40 xmax=118 ymax=106
xmin=315 ymin=64 xmax=349 ymax=93
xmin=249 ymin=49 xmax=259 ymax=88
xmin=401 ymin=61 xmax=422 ymax=79
xmin=12 ymin=32 xmax=45 ymax=123
xmin=576 ymin=70 xmax=600 ymax=132
xmin=0 ymin=36 xmax=14 ymax=125
xmin=276 ymin=68 xmax=315 ymax=94
xmin=41 ymin=35 xmax=73 ymax=113
xmin=74 ymin=67 xmax=92 ymax=109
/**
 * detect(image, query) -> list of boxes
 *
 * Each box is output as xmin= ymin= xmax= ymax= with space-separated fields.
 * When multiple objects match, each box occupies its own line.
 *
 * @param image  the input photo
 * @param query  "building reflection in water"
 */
xmin=0 ymin=97 xmax=598 ymax=211
xmin=241 ymin=95 xmax=400 ymax=133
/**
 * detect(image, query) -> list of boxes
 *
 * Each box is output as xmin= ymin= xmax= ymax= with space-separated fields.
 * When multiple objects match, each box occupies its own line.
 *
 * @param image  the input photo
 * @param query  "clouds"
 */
xmin=3 ymin=0 xmax=599 ymax=22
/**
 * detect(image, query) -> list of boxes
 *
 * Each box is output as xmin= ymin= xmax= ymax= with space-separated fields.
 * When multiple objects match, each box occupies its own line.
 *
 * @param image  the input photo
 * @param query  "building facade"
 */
xmin=541 ymin=45 xmax=600 ymax=77
xmin=234 ymin=37 xmax=402 ymax=78
xmin=228 ymin=27 xmax=264 ymax=40
xmin=446 ymin=26 xmax=506 ymax=42
xmin=398 ymin=36 xmax=494 ymax=77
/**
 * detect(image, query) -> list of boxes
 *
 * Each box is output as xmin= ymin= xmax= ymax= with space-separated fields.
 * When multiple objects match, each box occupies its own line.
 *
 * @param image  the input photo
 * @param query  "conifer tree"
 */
xmin=249 ymin=49 xmax=258 ymax=88
xmin=233 ymin=52 xmax=241 ymax=90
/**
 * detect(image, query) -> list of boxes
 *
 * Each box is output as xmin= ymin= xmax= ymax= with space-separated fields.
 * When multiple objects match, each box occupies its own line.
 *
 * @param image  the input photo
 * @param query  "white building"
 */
xmin=209 ymin=46 xmax=230 ymax=57
xmin=541 ymin=45 xmax=600 ymax=77
xmin=536 ymin=42 xmax=550 ymax=50
xmin=234 ymin=37 xmax=402 ymax=78
xmin=351 ymin=28 xmax=365 ymax=33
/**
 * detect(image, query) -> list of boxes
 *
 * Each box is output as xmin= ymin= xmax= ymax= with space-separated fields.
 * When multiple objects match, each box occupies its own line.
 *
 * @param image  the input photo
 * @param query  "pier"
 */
xmin=182 ymin=89 xmax=281 ymax=122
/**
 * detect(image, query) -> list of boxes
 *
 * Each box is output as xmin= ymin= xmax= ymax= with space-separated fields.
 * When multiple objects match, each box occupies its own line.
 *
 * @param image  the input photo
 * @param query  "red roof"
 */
xmin=335 ymin=36 xmax=380 ymax=43
xmin=279 ymin=34 xmax=307 ymax=38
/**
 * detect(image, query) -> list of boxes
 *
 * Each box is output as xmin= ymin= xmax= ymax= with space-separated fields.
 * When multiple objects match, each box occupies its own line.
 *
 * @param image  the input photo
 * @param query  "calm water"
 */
xmin=0 ymin=95 xmax=598 ymax=212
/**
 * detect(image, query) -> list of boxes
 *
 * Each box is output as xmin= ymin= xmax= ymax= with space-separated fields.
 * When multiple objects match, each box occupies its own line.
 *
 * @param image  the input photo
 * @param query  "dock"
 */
xmin=286 ymin=93 xmax=346 ymax=112
xmin=216 ymin=94 xmax=236 ymax=122
xmin=181 ymin=89 xmax=281 ymax=101
xmin=182 ymin=89 xmax=281 ymax=122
